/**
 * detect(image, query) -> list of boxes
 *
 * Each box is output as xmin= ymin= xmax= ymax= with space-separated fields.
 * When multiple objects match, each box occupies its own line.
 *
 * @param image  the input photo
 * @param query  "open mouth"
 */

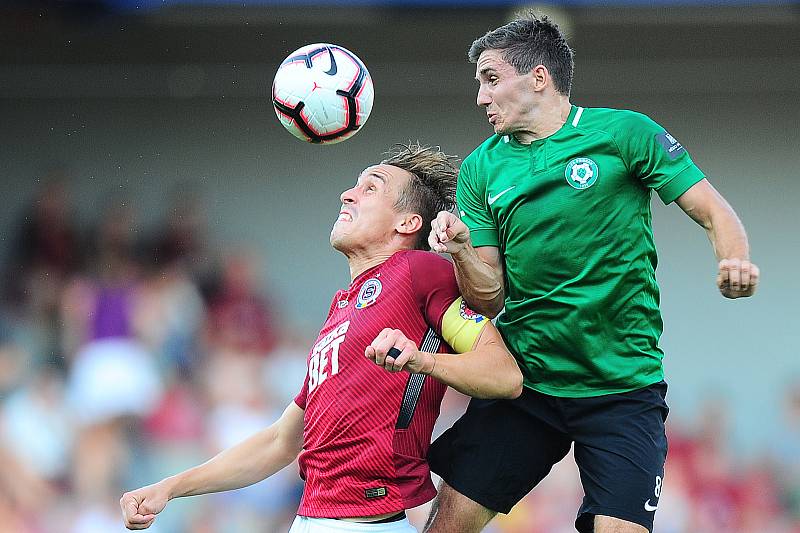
xmin=338 ymin=212 xmax=353 ymax=222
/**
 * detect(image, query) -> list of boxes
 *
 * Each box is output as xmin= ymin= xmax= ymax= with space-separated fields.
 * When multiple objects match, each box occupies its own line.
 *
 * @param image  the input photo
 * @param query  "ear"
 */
xmin=396 ymin=213 xmax=423 ymax=236
xmin=530 ymin=64 xmax=549 ymax=92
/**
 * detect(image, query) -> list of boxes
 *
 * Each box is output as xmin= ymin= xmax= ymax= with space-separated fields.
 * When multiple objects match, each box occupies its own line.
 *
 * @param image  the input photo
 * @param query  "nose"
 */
xmin=477 ymin=84 xmax=491 ymax=107
xmin=340 ymin=186 xmax=357 ymax=204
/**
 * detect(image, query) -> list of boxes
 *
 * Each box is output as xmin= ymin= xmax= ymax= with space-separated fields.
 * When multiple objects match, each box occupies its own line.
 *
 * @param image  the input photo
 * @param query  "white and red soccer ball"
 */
xmin=272 ymin=43 xmax=374 ymax=145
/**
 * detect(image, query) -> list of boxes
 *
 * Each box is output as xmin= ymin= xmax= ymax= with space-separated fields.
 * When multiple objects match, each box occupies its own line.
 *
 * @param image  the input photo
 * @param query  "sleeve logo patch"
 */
xmin=364 ymin=486 xmax=388 ymax=499
xmin=459 ymin=299 xmax=486 ymax=323
xmin=564 ymin=157 xmax=599 ymax=190
xmin=656 ymin=131 xmax=686 ymax=159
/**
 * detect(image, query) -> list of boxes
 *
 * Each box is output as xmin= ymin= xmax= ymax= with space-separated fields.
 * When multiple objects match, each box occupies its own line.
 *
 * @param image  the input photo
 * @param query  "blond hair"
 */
xmin=382 ymin=143 xmax=459 ymax=250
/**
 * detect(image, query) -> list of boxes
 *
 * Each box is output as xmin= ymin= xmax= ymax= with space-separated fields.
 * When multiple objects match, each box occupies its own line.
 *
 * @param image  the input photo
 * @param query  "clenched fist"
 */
xmin=717 ymin=258 xmax=760 ymax=298
xmin=365 ymin=328 xmax=435 ymax=375
xmin=120 ymin=482 xmax=169 ymax=530
xmin=429 ymin=211 xmax=471 ymax=255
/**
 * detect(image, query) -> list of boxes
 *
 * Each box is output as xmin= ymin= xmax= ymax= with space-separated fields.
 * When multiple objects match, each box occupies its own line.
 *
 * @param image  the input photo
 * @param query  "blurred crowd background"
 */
xmin=1 ymin=1 xmax=799 ymax=532
xmin=1 ymin=173 xmax=799 ymax=532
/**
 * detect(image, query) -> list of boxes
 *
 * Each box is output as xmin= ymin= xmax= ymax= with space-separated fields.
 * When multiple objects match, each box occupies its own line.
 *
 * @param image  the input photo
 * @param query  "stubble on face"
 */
xmin=476 ymin=50 xmax=540 ymax=138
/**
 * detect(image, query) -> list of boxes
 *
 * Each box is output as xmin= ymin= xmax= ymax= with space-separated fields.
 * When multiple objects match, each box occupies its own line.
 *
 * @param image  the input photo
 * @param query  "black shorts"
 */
xmin=428 ymin=381 xmax=669 ymax=533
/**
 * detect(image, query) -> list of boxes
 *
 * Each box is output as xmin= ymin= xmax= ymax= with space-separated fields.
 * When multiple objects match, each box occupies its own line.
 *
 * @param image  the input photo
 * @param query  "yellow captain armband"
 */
xmin=441 ymin=297 xmax=489 ymax=353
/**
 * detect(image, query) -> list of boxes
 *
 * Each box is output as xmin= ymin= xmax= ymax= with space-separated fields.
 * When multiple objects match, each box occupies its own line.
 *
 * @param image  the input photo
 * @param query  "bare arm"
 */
xmin=366 ymin=323 xmax=523 ymax=400
xmin=429 ymin=211 xmax=505 ymax=317
xmin=675 ymin=178 xmax=760 ymax=298
xmin=120 ymin=402 xmax=304 ymax=530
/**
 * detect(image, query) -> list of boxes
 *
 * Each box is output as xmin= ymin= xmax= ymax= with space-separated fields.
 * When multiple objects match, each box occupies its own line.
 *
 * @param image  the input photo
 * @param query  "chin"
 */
xmin=330 ymin=233 xmax=349 ymax=253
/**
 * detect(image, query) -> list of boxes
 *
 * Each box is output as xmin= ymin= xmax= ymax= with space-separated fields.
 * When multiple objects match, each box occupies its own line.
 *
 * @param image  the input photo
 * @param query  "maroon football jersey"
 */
xmin=293 ymin=250 xmax=459 ymax=518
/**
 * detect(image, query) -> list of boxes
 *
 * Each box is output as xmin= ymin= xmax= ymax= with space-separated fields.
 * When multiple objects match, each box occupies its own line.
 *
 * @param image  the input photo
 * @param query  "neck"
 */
xmin=346 ymin=250 xmax=394 ymax=281
xmin=337 ymin=235 xmax=416 ymax=281
xmin=514 ymin=96 xmax=571 ymax=145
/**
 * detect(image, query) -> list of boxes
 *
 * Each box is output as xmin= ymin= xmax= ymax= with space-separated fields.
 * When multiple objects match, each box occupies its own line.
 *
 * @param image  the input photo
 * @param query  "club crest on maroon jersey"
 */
xmin=356 ymin=278 xmax=382 ymax=309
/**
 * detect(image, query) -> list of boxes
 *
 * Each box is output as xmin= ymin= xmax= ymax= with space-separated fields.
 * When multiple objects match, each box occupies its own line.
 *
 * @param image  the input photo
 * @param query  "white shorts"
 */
xmin=288 ymin=515 xmax=417 ymax=533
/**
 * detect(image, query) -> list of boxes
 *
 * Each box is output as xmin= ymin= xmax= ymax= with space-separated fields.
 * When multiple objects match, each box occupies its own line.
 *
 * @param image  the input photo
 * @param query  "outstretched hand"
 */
xmin=120 ymin=483 xmax=169 ymax=530
xmin=428 ymin=211 xmax=471 ymax=255
xmin=365 ymin=328 xmax=435 ymax=375
xmin=717 ymin=258 xmax=759 ymax=298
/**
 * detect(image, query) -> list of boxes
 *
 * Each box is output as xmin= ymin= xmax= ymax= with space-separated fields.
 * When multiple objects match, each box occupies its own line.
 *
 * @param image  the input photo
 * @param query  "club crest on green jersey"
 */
xmin=565 ymin=157 xmax=599 ymax=190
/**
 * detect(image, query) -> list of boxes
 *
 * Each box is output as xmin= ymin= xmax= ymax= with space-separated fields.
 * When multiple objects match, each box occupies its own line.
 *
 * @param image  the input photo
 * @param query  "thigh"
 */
xmin=570 ymin=381 xmax=669 ymax=533
xmin=427 ymin=389 xmax=572 ymax=514
xmin=594 ymin=515 xmax=648 ymax=533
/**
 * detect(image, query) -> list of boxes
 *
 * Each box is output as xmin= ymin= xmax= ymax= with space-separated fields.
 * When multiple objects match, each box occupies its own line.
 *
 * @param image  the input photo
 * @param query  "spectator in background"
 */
xmin=0 ymin=443 xmax=55 ymax=533
xmin=203 ymin=249 xmax=278 ymax=358
xmin=201 ymin=249 xmax=280 ymax=437
xmin=196 ymin=248 xmax=299 ymax=530
xmin=772 ymin=381 xmax=800 ymax=523
xmin=60 ymin=201 xmax=162 ymax=519
xmin=135 ymin=254 xmax=206 ymax=378
xmin=133 ymin=189 xmax=211 ymax=469
xmin=149 ymin=186 xmax=218 ymax=301
xmin=4 ymin=172 xmax=83 ymax=367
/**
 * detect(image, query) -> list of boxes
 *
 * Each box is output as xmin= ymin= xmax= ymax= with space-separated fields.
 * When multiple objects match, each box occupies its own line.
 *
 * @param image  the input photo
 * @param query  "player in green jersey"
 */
xmin=424 ymin=13 xmax=759 ymax=533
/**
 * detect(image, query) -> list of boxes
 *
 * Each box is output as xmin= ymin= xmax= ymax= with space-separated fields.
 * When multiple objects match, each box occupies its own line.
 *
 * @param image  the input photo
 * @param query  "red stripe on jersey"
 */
xmin=293 ymin=250 xmax=460 ymax=517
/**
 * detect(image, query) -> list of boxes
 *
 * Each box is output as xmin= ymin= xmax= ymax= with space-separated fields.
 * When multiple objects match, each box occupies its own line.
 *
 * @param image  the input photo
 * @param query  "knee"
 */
xmin=423 ymin=482 xmax=496 ymax=533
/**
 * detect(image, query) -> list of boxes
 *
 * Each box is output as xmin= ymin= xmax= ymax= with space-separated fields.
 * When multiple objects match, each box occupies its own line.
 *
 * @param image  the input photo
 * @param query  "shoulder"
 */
xmin=401 ymin=249 xmax=455 ymax=275
xmin=461 ymin=135 xmax=511 ymax=189
xmin=577 ymin=106 xmax=662 ymax=136
xmin=464 ymin=135 xmax=507 ymax=164
xmin=401 ymin=250 xmax=457 ymax=292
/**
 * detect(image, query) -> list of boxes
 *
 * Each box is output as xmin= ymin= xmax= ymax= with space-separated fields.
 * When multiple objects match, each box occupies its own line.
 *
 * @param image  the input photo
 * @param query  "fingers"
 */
xmin=428 ymin=228 xmax=447 ymax=253
xmin=749 ymin=263 xmax=760 ymax=293
xmin=718 ymin=259 xmax=760 ymax=298
xmin=365 ymin=329 xmax=416 ymax=372
xmin=120 ymin=495 xmax=156 ymax=530
xmin=429 ymin=211 xmax=469 ymax=254
xmin=126 ymin=515 xmax=156 ymax=530
xmin=366 ymin=328 xmax=400 ymax=367
xmin=429 ymin=211 xmax=454 ymax=252
xmin=387 ymin=347 xmax=411 ymax=372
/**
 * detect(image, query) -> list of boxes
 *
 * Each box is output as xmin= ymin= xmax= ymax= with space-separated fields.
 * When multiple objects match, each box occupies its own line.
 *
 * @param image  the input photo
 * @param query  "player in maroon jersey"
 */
xmin=120 ymin=143 xmax=523 ymax=533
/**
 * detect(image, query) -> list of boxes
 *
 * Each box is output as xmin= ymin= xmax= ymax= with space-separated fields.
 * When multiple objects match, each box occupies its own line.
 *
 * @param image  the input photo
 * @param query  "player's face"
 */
xmin=330 ymin=164 xmax=412 ymax=253
xmin=475 ymin=49 xmax=538 ymax=135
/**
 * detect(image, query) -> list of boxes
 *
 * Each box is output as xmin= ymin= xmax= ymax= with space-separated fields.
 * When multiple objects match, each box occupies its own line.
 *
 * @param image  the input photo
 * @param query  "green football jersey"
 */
xmin=459 ymin=105 xmax=705 ymax=397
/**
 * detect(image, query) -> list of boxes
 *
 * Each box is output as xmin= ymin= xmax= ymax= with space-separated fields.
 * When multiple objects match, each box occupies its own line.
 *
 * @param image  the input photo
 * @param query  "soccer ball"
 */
xmin=272 ymin=43 xmax=374 ymax=145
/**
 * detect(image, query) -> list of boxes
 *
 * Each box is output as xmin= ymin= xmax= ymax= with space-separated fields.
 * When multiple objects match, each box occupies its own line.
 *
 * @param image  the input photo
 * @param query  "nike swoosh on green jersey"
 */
xmin=487 ymin=186 xmax=516 ymax=205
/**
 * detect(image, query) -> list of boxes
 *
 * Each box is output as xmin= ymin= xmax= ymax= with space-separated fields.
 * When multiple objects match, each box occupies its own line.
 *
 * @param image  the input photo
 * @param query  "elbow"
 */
xmin=470 ymin=294 xmax=504 ymax=319
xmin=482 ymin=363 xmax=523 ymax=400
xmin=479 ymin=377 xmax=522 ymax=400
xmin=504 ymin=370 xmax=524 ymax=399
xmin=500 ymin=354 xmax=523 ymax=399
xmin=483 ymin=302 xmax=503 ymax=320
xmin=487 ymin=288 xmax=506 ymax=318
